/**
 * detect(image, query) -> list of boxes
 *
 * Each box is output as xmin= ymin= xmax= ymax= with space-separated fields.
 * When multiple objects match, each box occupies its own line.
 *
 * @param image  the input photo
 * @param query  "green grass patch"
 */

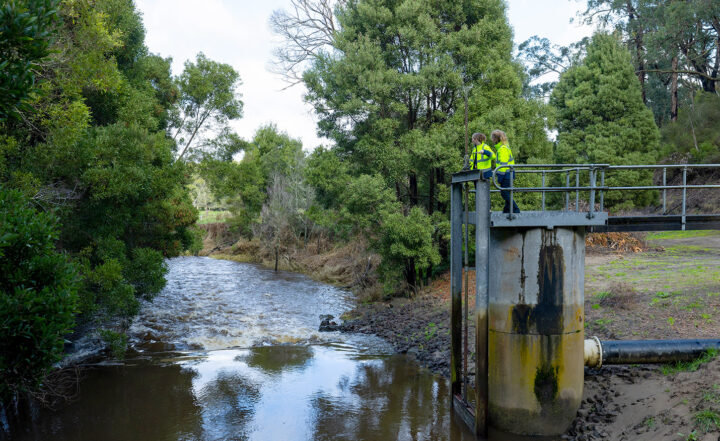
xmin=662 ymin=349 xmax=719 ymax=375
xmin=646 ymin=230 xmax=718 ymax=241
xmin=198 ymin=210 xmax=231 ymax=225
xmin=694 ymin=409 xmax=720 ymax=433
xmin=702 ymin=384 xmax=720 ymax=404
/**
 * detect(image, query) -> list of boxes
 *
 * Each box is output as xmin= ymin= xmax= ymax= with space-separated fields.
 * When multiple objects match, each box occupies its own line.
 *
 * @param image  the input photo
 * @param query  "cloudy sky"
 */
xmin=134 ymin=0 xmax=593 ymax=150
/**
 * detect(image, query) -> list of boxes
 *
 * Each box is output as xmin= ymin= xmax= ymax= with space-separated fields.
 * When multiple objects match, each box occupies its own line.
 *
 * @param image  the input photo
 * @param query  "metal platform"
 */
xmin=491 ymin=211 xmax=608 ymax=228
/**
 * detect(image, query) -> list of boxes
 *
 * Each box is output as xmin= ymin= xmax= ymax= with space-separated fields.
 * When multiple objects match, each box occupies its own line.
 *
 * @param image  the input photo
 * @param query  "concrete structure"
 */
xmin=488 ymin=227 xmax=585 ymax=435
xmin=449 ymin=164 xmax=720 ymax=437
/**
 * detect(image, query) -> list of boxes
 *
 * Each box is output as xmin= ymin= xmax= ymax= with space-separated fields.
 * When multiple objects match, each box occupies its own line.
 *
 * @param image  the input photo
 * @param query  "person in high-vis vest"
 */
xmin=469 ymin=132 xmax=495 ymax=179
xmin=491 ymin=129 xmax=520 ymax=214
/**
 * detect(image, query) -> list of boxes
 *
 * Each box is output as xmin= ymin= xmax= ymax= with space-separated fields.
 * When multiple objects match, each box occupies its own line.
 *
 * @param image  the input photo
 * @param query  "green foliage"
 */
xmin=551 ymin=32 xmax=660 ymax=209
xmin=581 ymin=1 xmax=720 ymax=126
xmin=125 ymin=248 xmax=167 ymax=299
xmin=305 ymin=147 xmax=350 ymax=209
xmin=694 ymin=410 xmax=720 ymax=433
xmin=662 ymin=349 xmax=718 ymax=375
xmin=173 ymin=53 xmax=243 ymax=160
xmin=287 ymin=0 xmax=552 ymax=288
xmin=98 ymin=329 xmax=128 ymax=360
xmin=343 ymin=174 xmax=397 ymax=232
xmin=0 ymin=187 xmax=79 ymax=399
xmin=661 ymin=92 xmax=720 ymax=163
xmin=198 ymin=125 xmax=305 ymax=237
xmin=0 ymin=0 xmax=199 ymax=386
xmin=0 ymin=0 xmax=59 ymax=120
xmin=377 ymin=206 xmax=441 ymax=292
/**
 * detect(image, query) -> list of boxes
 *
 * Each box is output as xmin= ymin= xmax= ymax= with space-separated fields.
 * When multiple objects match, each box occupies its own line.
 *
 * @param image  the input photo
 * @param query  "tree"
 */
xmin=274 ymin=0 xmax=552 ymax=289
xmin=172 ymin=53 xmax=243 ymax=160
xmin=0 ymin=0 xmax=58 ymax=121
xmin=376 ymin=206 xmax=440 ymax=293
xmin=1 ymin=0 xmax=198 ymax=340
xmin=581 ymin=1 xmax=720 ymax=125
xmin=550 ymin=32 xmax=660 ymax=209
xmin=0 ymin=187 xmax=79 ymax=400
xmin=270 ymin=0 xmax=339 ymax=86
xmin=661 ymin=92 xmax=720 ymax=162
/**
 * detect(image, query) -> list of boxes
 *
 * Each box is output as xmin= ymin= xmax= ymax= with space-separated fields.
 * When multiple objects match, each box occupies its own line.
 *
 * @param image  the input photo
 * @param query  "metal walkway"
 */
xmin=453 ymin=163 xmax=720 ymax=232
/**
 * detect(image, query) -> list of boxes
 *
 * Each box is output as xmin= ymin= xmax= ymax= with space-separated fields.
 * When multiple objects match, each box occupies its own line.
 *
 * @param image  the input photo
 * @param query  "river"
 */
xmin=3 ymin=257 xmax=478 ymax=441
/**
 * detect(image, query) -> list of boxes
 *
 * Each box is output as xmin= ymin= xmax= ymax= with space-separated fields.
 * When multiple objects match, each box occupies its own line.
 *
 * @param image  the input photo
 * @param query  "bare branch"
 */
xmin=269 ymin=0 xmax=340 ymax=86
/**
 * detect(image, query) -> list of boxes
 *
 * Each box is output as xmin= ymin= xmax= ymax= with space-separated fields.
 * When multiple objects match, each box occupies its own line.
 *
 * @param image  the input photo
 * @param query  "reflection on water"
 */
xmin=2 ymin=258 xmax=545 ymax=440
xmin=5 ymin=345 xmax=475 ymax=441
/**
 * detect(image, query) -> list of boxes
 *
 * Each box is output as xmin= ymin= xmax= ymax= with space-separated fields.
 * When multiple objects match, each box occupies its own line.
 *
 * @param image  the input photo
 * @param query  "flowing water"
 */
xmin=3 ymin=257 xmax=481 ymax=441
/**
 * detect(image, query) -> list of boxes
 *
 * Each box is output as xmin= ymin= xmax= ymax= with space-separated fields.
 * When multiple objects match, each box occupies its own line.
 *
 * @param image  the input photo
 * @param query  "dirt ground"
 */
xmin=341 ymin=230 xmax=720 ymax=440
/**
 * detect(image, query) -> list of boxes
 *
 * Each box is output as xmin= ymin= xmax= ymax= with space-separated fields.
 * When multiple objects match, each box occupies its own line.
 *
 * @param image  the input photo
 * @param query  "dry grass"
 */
xmin=586 ymin=232 xmax=649 ymax=253
xmin=598 ymin=282 xmax=639 ymax=310
xmin=202 ymin=229 xmax=383 ymax=300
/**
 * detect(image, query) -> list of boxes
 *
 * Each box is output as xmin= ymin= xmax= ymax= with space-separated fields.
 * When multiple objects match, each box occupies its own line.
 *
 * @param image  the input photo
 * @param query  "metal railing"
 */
xmin=490 ymin=164 xmax=720 ymax=226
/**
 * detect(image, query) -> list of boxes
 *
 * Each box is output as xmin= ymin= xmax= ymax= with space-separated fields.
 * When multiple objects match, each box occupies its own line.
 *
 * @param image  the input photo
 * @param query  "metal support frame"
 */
xmin=450 ymin=173 xmax=489 ymax=438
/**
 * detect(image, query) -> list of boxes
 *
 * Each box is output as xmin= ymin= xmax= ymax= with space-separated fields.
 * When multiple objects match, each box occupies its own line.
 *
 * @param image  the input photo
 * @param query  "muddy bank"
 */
xmin=197 ymin=223 xmax=382 ymax=298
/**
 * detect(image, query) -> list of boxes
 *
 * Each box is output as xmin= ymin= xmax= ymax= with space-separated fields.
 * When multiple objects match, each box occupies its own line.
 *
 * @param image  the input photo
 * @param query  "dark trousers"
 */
xmin=498 ymin=172 xmax=520 ymax=213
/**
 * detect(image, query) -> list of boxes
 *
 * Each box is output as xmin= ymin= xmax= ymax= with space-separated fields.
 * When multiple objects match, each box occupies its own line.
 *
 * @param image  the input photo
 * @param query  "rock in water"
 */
xmin=319 ymin=314 xmax=339 ymax=332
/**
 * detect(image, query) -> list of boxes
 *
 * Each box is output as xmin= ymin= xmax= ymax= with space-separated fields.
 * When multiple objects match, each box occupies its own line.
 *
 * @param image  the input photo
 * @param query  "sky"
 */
xmin=134 ymin=0 xmax=594 ymax=151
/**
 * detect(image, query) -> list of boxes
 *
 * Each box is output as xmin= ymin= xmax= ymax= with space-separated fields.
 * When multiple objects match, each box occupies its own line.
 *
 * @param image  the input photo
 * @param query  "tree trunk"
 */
xmin=428 ymin=168 xmax=435 ymax=215
xmin=436 ymin=168 xmax=446 ymax=213
xmin=409 ymin=173 xmax=418 ymax=206
xmin=670 ymin=56 xmax=679 ymax=122
xmin=627 ymin=1 xmax=646 ymax=103
xmin=274 ymin=246 xmax=279 ymax=272
xmin=405 ymin=258 xmax=417 ymax=294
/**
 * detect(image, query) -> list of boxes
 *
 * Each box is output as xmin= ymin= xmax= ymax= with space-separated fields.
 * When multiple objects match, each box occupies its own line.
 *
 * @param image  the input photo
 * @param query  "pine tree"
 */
xmin=551 ymin=32 xmax=660 ymax=209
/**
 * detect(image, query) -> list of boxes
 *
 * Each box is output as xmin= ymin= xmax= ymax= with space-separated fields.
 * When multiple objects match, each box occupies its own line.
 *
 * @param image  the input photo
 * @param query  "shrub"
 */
xmin=0 ymin=187 xmax=79 ymax=400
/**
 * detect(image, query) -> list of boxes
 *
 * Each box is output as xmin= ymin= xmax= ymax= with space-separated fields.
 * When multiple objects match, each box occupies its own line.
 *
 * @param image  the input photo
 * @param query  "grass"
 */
xmin=198 ymin=210 xmax=231 ymax=224
xmin=662 ymin=349 xmax=719 ymax=375
xmin=643 ymin=415 xmax=655 ymax=428
xmin=645 ymin=230 xmax=718 ymax=241
xmin=694 ymin=409 xmax=720 ymax=432
xmin=701 ymin=384 xmax=720 ymax=404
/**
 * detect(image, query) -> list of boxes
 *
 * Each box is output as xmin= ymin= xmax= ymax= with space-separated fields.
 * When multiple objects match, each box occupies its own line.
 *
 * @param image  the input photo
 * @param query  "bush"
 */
xmin=125 ymin=247 xmax=167 ymax=299
xmin=0 ymin=187 xmax=79 ymax=400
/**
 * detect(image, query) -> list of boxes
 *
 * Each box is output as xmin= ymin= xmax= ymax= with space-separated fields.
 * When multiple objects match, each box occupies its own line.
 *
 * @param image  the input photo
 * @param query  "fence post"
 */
xmin=662 ymin=167 xmax=667 ymax=215
xmin=682 ymin=166 xmax=687 ymax=231
xmin=541 ymin=171 xmax=546 ymax=211
xmin=575 ymin=169 xmax=580 ymax=212
xmin=565 ymin=171 xmax=570 ymax=211
xmin=600 ymin=168 xmax=605 ymax=212
xmin=588 ymin=167 xmax=596 ymax=219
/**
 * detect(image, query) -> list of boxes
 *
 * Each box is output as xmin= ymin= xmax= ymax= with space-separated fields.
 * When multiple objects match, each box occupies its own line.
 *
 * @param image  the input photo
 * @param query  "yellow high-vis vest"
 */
xmin=495 ymin=142 xmax=515 ymax=173
xmin=470 ymin=142 xmax=496 ymax=171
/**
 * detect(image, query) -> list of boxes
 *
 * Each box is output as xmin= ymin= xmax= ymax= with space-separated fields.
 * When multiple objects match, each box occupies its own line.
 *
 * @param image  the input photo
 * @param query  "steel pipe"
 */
xmin=584 ymin=338 xmax=720 ymax=368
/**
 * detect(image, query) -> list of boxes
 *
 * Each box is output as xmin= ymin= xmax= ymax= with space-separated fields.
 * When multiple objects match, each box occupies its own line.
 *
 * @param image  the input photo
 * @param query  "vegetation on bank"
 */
xmin=0 ymin=0 xmax=238 ymax=401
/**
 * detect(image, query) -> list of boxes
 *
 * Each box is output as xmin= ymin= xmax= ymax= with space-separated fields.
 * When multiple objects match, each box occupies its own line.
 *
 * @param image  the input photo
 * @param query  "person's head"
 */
xmin=490 ymin=130 xmax=508 ymax=145
xmin=471 ymin=132 xmax=486 ymax=146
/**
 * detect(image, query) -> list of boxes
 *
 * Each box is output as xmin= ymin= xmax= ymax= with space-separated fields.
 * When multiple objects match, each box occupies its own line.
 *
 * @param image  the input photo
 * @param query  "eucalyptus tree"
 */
xmin=172 ymin=53 xmax=244 ymax=161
